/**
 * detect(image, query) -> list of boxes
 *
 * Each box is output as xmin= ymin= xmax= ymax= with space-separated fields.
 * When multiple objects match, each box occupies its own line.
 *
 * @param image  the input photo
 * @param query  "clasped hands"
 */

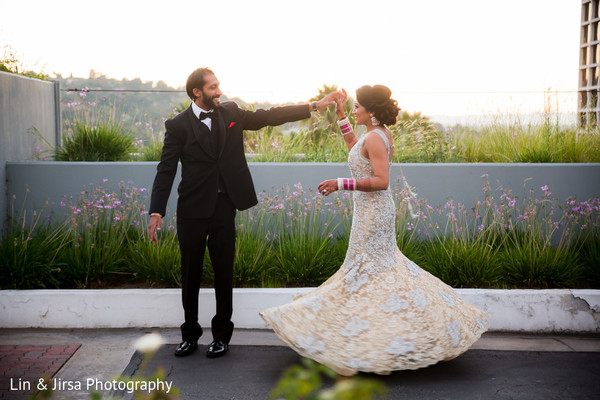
xmin=317 ymin=89 xmax=348 ymax=118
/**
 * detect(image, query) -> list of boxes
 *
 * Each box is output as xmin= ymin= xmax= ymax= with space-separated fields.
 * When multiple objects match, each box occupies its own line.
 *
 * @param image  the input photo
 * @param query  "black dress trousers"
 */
xmin=177 ymin=116 xmax=235 ymax=343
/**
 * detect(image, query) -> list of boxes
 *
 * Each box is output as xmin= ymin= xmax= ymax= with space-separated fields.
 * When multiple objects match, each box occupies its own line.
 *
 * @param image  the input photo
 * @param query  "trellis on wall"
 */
xmin=580 ymin=0 xmax=600 ymax=126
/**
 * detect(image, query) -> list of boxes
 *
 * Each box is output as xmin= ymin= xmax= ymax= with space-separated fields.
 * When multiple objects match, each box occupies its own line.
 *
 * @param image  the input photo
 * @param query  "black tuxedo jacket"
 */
xmin=149 ymin=101 xmax=310 ymax=219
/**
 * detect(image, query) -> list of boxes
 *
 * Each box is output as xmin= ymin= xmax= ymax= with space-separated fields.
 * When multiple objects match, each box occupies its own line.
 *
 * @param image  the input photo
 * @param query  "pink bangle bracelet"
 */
xmin=337 ymin=117 xmax=353 ymax=136
xmin=337 ymin=177 xmax=356 ymax=191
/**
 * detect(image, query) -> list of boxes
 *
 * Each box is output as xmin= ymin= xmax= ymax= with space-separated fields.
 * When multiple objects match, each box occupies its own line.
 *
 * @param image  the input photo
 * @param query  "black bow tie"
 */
xmin=199 ymin=112 xmax=215 ymax=121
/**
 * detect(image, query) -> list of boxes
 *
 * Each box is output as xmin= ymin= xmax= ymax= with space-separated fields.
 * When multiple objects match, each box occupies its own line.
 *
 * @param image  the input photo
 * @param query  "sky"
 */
xmin=0 ymin=0 xmax=580 ymax=120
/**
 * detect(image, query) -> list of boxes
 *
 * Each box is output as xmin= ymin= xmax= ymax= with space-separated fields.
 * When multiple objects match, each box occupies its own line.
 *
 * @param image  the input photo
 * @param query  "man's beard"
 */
xmin=201 ymin=91 xmax=219 ymax=110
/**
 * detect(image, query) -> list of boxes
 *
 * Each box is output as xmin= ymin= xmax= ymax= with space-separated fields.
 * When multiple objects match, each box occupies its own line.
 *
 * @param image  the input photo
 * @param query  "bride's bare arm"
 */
xmin=318 ymin=132 xmax=390 ymax=196
xmin=335 ymin=89 xmax=358 ymax=151
xmin=356 ymin=133 xmax=390 ymax=192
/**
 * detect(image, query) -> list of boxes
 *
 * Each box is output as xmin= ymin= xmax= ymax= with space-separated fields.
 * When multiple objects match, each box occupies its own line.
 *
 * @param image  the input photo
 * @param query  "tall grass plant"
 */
xmin=1 ymin=179 xmax=598 ymax=290
xmin=57 ymin=91 xmax=136 ymax=161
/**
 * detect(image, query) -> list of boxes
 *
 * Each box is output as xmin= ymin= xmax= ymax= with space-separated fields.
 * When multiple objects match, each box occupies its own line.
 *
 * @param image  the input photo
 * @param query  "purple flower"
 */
xmin=541 ymin=185 xmax=549 ymax=191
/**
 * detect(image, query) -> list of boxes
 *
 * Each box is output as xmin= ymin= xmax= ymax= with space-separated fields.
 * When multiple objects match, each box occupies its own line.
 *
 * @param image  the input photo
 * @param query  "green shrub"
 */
xmin=233 ymin=207 xmax=277 ymax=287
xmin=57 ymin=92 xmax=135 ymax=161
xmin=418 ymin=238 xmax=502 ymax=288
xmin=56 ymin=121 xmax=135 ymax=161
xmin=270 ymin=185 xmax=343 ymax=286
xmin=576 ymin=236 xmax=600 ymax=287
xmin=500 ymin=245 xmax=581 ymax=288
xmin=128 ymin=228 xmax=181 ymax=287
xmin=0 ymin=227 xmax=65 ymax=289
xmin=137 ymin=139 xmax=164 ymax=161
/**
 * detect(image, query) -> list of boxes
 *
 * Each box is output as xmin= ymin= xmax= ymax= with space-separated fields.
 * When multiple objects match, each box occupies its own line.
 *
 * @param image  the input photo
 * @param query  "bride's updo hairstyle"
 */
xmin=356 ymin=85 xmax=401 ymax=126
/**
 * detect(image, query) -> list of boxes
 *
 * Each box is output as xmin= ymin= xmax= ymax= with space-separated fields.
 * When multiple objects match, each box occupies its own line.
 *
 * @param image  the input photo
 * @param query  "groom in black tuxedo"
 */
xmin=148 ymin=67 xmax=336 ymax=357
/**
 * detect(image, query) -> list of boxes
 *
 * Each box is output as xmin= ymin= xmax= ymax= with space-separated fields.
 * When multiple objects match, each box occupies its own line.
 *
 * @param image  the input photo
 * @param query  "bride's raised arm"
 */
xmin=334 ymin=89 xmax=359 ymax=151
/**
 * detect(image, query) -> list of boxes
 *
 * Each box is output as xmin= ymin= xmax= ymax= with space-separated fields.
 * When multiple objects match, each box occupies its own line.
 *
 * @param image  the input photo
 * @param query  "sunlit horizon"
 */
xmin=1 ymin=0 xmax=580 ymax=121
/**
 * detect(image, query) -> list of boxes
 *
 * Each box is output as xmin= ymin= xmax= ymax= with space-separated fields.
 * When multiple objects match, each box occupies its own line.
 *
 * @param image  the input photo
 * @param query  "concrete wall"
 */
xmin=1 ymin=288 xmax=598 ymax=332
xmin=5 ymin=162 xmax=600 ymax=226
xmin=0 ymin=71 xmax=59 ymax=234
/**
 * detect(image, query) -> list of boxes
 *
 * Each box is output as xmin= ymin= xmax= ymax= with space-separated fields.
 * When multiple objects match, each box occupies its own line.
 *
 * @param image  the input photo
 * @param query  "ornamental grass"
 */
xmin=1 ymin=177 xmax=598 ymax=290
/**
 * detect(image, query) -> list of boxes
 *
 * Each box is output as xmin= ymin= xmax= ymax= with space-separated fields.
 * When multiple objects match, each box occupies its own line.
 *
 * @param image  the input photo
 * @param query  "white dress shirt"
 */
xmin=191 ymin=101 xmax=213 ymax=130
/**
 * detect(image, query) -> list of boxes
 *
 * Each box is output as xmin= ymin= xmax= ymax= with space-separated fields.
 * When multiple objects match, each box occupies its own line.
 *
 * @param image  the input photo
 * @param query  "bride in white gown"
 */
xmin=260 ymin=85 xmax=489 ymax=376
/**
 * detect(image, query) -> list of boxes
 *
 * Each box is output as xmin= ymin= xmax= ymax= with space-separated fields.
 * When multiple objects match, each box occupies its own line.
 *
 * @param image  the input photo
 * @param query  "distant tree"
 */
xmin=0 ymin=45 xmax=47 ymax=80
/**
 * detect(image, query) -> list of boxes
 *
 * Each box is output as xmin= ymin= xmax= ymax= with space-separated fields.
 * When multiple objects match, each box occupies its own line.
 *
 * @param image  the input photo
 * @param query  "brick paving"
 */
xmin=0 ymin=344 xmax=80 ymax=399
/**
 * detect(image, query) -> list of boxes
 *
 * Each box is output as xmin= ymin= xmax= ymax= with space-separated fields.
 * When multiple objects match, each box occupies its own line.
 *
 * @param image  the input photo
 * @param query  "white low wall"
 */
xmin=1 ymin=289 xmax=598 ymax=333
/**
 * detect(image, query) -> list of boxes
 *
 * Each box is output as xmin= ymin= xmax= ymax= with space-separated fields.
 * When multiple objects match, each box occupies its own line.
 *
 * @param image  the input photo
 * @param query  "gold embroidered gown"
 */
xmin=260 ymin=130 xmax=489 ymax=376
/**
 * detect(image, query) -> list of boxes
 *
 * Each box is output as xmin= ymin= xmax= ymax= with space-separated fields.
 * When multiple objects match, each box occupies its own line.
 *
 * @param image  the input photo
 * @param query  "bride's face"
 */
xmin=353 ymin=101 xmax=370 ymax=125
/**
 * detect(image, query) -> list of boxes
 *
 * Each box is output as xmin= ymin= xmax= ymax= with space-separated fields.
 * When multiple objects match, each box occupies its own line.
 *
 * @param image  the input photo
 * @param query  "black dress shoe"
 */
xmin=174 ymin=341 xmax=198 ymax=357
xmin=206 ymin=340 xmax=228 ymax=358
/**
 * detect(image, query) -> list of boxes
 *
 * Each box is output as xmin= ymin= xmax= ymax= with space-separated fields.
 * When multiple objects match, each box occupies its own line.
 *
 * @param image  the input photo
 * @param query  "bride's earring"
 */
xmin=371 ymin=114 xmax=380 ymax=126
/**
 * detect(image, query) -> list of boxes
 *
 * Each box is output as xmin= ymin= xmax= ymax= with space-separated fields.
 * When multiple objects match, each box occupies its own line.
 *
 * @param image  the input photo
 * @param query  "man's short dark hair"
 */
xmin=186 ymin=68 xmax=214 ymax=100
